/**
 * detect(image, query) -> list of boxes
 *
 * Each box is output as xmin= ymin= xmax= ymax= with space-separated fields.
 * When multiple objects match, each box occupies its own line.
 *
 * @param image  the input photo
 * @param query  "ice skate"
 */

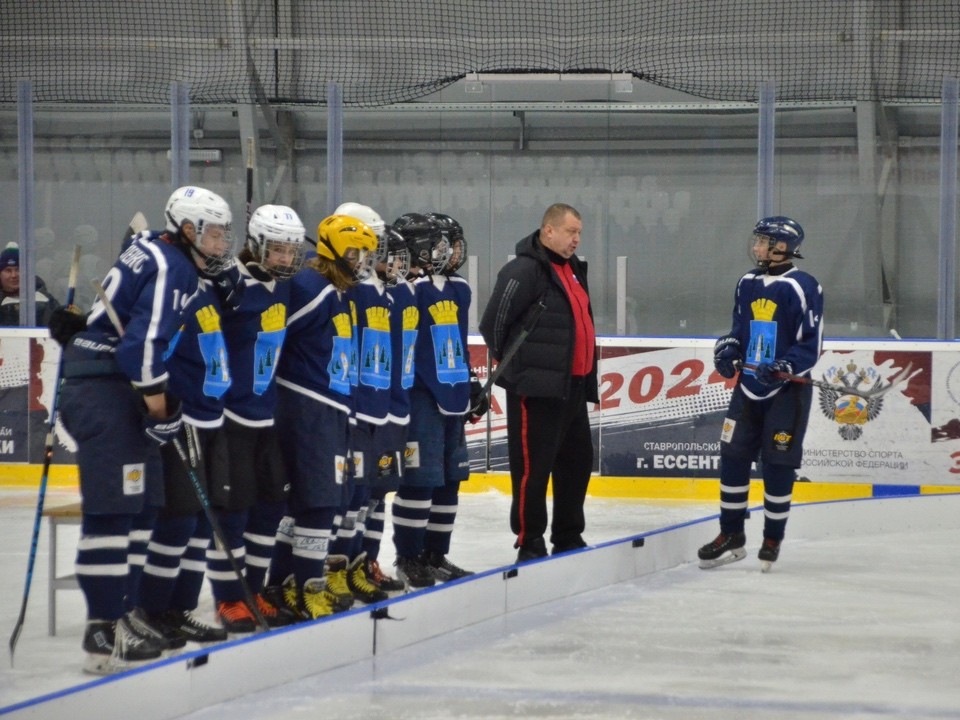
xmin=324 ymin=554 xmax=356 ymax=611
xmin=126 ymin=606 xmax=187 ymax=651
xmin=346 ymin=553 xmax=388 ymax=603
xmin=301 ymin=577 xmax=339 ymax=619
xmin=421 ymin=550 xmax=474 ymax=581
xmin=758 ymin=538 xmax=781 ymax=573
xmin=82 ymin=616 xmax=164 ymax=675
xmin=366 ymin=557 xmax=405 ymax=592
xmin=152 ymin=608 xmax=228 ymax=644
xmin=216 ymin=599 xmax=258 ymax=634
xmin=697 ymin=532 xmax=747 ymax=569
xmin=394 ymin=555 xmax=436 ymax=589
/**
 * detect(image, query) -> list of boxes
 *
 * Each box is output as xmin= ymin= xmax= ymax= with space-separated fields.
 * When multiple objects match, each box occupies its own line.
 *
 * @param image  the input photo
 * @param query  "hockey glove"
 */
xmin=211 ymin=265 xmax=245 ymax=311
xmin=754 ymin=359 xmax=793 ymax=386
xmin=48 ymin=306 xmax=88 ymax=347
xmin=467 ymin=371 xmax=490 ymax=424
xmin=713 ymin=336 xmax=742 ymax=379
xmin=143 ymin=400 xmax=183 ymax=446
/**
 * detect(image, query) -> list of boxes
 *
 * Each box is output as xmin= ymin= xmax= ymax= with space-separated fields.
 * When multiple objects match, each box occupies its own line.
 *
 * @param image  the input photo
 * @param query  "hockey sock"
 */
xmin=76 ymin=513 xmax=133 ymax=621
xmin=718 ymin=455 xmax=752 ymax=535
xmin=291 ymin=507 xmax=337 ymax=586
xmin=761 ymin=463 xmax=796 ymax=541
xmin=361 ymin=488 xmax=388 ymax=562
xmin=206 ymin=509 xmax=248 ymax=603
xmin=330 ymin=484 xmax=367 ymax=557
xmin=171 ymin=511 xmax=211 ymax=612
xmin=267 ymin=515 xmax=294 ymax=587
xmin=138 ymin=511 xmax=195 ymax=614
xmin=244 ymin=500 xmax=286 ymax=594
xmin=391 ymin=485 xmax=432 ymax=559
xmin=125 ymin=505 xmax=158 ymax=610
xmin=424 ymin=483 xmax=459 ymax=556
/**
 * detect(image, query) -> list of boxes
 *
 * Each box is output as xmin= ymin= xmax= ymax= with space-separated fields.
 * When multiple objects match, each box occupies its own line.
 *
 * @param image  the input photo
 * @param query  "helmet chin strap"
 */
xmin=318 ymin=235 xmax=359 ymax=279
xmin=756 ymin=237 xmax=794 ymax=269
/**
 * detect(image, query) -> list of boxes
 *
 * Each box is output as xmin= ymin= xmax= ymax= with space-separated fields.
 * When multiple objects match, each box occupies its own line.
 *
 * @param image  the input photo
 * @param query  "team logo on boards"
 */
xmin=815 ymin=362 xmax=889 ymax=441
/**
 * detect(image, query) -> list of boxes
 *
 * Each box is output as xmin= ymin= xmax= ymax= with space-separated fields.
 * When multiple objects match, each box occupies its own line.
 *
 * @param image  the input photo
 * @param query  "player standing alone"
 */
xmin=700 ymin=216 xmax=823 ymax=572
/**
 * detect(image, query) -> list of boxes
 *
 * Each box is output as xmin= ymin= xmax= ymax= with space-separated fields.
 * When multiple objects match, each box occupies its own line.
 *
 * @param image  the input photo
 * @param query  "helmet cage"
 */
xmin=379 ymin=226 xmax=411 ymax=285
xmin=165 ymin=186 xmax=236 ymax=275
xmin=247 ymin=205 xmax=307 ymax=280
xmin=425 ymin=211 xmax=466 ymax=274
xmin=445 ymin=235 xmax=467 ymax=274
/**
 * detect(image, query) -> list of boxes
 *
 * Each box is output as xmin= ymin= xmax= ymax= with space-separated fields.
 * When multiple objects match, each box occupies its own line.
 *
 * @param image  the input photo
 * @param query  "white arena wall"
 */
xmin=1 ymin=330 xmax=959 ymax=491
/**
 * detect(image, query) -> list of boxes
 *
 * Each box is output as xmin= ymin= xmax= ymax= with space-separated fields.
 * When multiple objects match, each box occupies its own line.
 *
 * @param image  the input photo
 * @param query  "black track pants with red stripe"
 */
xmin=506 ymin=379 xmax=593 ymax=550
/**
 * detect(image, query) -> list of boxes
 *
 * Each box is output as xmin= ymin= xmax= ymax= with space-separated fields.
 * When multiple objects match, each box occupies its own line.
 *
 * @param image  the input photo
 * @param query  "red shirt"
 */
xmin=553 ymin=260 xmax=595 ymax=376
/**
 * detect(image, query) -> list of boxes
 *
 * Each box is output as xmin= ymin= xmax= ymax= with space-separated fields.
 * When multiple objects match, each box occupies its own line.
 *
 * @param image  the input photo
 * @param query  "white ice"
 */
xmin=2 ymin=486 xmax=959 ymax=720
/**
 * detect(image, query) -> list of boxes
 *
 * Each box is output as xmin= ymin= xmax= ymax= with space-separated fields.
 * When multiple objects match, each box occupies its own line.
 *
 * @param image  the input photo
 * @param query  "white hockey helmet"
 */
xmin=334 ymin=202 xmax=385 ymax=239
xmin=165 ymin=186 xmax=236 ymax=274
xmin=247 ymin=204 xmax=307 ymax=280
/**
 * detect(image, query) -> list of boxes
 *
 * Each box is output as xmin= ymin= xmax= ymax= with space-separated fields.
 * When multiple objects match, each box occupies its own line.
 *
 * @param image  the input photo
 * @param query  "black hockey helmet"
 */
xmin=392 ymin=212 xmax=449 ymax=273
xmin=425 ymin=212 xmax=466 ymax=274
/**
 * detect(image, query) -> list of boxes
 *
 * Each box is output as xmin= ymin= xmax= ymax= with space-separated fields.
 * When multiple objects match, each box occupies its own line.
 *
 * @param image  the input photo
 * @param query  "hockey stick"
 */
xmin=472 ymin=300 xmax=546 ymax=412
xmin=245 ymin=136 xmax=255 ymax=226
xmin=125 ymin=212 xmax=149 ymax=244
xmin=9 ymin=245 xmax=82 ymax=665
xmin=740 ymin=361 xmax=915 ymax=401
xmin=90 ymin=280 xmax=270 ymax=633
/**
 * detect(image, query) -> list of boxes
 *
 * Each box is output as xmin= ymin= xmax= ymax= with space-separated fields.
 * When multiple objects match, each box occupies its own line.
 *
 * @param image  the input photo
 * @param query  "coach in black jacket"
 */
xmin=480 ymin=203 xmax=598 ymax=562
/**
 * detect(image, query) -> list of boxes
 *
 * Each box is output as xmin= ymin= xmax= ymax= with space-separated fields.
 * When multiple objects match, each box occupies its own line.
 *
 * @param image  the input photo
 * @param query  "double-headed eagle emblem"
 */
xmin=817 ymin=362 xmax=914 ymax=440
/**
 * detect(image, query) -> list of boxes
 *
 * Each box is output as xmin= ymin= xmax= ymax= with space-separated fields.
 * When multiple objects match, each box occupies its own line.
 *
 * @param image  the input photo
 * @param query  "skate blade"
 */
xmin=82 ymin=652 xmax=153 ymax=676
xmin=760 ymin=560 xmax=775 ymax=573
xmin=698 ymin=547 xmax=746 ymax=569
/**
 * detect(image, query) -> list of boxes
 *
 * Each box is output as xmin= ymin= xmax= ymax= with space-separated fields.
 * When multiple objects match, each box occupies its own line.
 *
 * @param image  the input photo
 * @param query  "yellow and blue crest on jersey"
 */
xmin=195 ymin=304 xmax=231 ymax=398
xmin=360 ymin=305 xmax=391 ymax=390
xmin=745 ymin=298 xmax=778 ymax=376
xmin=253 ymin=303 xmax=286 ymax=395
xmin=328 ymin=311 xmax=353 ymax=396
xmin=428 ymin=299 xmax=468 ymax=386
xmin=401 ymin=305 xmax=419 ymax=389
xmin=348 ymin=300 xmax=360 ymax=387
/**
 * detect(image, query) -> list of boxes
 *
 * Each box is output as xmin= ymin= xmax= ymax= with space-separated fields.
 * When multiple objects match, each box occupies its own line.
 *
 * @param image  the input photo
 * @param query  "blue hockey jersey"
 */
xmin=275 ymin=265 xmax=354 ymax=414
xmin=221 ymin=263 xmax=290 ymax=426
xmin=726 ymin=265 xmax=824 ymax=401
xmin=386 ymin=279 xmax=417 ymax=424
xmin=348 ymin=277 xmax=392 ymax=425
xmin=88 ymin=230 xmax=200 ymax=392
xmin=166 ymin=277 xmax=231 ymax=428
xmin=412 ymin=274 xmax=471 ymax=415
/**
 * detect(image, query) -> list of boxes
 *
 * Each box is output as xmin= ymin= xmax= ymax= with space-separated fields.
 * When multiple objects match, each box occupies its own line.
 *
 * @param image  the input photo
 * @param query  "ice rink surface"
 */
xmin=2 ymin=485 xmax=959 ymax=720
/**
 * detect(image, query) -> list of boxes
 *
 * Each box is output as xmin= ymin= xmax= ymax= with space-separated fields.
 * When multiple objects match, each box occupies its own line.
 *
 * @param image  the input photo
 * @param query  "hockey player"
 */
xmin=208 ymin=204 xmax=306 ymax=632
xmin=389 ymin=212 xmax=475 ymax=589
xmin=58 ymin=186 xmax=233 ymax=674
xmin=699 ymin=216 xmax=823 ymax=572
xmin=134 ymin=198 xmax=240 ymax=647
xmin=267 ymin=214 xmax=379 ymax=620
xmin=360 ymin=224 xmax=414 ymax=593
xmin=323 ymin=202 xmax=399 ymax=605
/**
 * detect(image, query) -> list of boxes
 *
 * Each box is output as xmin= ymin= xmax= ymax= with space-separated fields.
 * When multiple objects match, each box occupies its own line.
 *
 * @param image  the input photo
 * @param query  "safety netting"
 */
xmin=2 ymin=1 xmax=959 ymax=106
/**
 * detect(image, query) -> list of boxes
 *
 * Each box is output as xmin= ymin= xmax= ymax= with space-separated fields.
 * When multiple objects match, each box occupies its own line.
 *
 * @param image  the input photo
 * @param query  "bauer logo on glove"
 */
xmin=142 ymin=399 xmax=183 ymax=446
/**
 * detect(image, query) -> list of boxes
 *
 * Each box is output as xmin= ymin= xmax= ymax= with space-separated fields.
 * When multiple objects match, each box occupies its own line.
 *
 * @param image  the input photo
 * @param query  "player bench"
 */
xmin=41 ymin=501 xmax=82 ymax=636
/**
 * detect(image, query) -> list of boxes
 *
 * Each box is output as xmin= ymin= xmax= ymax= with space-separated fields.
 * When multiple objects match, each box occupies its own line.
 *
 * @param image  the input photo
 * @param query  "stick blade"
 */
xmin=8 ymin=609 xmax=25 ymax=667
xmin=123 ymin=212 xmax=149 ymax=245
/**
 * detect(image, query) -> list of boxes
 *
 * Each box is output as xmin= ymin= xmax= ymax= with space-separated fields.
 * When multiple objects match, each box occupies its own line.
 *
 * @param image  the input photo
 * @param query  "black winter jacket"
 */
xmin=479 ymin=230 xmax=599 ymax=402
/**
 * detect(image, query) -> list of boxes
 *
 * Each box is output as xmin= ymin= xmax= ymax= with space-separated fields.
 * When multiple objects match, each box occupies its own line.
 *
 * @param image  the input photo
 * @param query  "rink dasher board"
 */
xmin=4 ymin=492 xmax=958 ymax=720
